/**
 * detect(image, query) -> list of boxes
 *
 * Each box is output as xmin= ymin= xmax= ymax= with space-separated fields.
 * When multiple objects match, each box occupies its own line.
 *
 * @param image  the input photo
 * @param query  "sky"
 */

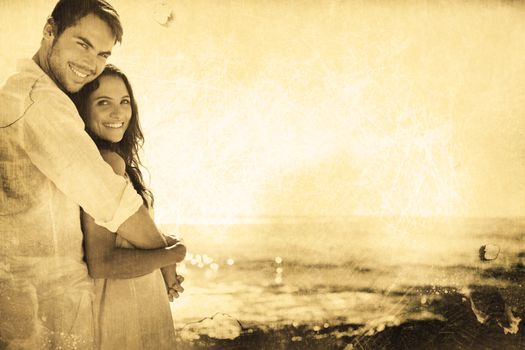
xmin=1 ymin=0 xmax=525 ymax=223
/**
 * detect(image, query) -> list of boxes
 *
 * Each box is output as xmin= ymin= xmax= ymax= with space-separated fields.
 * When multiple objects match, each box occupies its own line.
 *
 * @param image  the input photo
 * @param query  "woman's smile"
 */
xmin=103 ymin=122 xmax=124 ymax=129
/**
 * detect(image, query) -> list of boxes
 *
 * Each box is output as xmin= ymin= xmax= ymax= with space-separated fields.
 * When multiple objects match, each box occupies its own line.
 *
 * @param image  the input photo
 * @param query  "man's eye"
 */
xmin=79 ymin=42 xmax=88 ymax=49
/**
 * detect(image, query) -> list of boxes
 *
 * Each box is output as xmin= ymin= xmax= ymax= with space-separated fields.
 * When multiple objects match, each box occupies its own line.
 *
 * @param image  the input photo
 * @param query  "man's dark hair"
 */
xmin=49 ymin=0 xmax=123 ymax=43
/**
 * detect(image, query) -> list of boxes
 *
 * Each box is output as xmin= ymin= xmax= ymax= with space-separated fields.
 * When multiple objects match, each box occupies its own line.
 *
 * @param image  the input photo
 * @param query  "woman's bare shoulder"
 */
xmin=100 ymin=150 xmax=126 ymax=176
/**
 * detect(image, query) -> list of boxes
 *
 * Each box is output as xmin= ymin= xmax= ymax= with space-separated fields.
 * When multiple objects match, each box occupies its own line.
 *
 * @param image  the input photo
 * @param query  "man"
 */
xmin=0 ymin=1 xmax=185 ymax=348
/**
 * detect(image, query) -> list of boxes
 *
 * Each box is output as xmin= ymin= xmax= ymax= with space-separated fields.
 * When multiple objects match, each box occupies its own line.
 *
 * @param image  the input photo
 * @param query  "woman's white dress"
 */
xmin=93 ymin=236 xmax=176 ymax=350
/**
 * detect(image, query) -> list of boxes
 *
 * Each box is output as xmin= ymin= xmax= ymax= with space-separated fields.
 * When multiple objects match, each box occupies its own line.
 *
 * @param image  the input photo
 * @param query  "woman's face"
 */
xmin=85 ymin=75 xmax=132 ymax=143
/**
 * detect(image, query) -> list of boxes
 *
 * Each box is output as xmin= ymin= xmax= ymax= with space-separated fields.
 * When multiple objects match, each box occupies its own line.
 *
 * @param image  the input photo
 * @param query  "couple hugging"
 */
xmin=0 ymin=0 xmax=187 ymax=349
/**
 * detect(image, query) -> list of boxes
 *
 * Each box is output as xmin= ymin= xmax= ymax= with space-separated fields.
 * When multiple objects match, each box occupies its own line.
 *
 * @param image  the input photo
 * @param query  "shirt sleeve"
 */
xmin=22 ymin=93 xmax=143 ymax=232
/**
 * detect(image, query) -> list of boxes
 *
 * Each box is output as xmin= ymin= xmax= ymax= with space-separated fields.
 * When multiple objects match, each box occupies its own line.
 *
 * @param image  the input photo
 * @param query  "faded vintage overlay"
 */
xmin=1 ymin=0 xmax=524 ymax=349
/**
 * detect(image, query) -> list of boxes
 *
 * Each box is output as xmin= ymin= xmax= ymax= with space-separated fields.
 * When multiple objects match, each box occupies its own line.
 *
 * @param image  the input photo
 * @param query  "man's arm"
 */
xmin=117 ymin=206 xmax=168 ymax=248
xmin=99 ymin=151 xmax=168 ymax=249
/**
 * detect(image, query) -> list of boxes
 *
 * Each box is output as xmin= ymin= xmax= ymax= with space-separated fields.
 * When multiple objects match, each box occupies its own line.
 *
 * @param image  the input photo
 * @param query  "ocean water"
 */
xmin=161 ymin=217 xmax=525 ymax=340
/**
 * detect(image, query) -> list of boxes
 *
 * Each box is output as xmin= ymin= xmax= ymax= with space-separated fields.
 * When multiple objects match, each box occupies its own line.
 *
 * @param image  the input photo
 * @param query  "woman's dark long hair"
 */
xmin=72 ymin=65 xmax=154 ymax=208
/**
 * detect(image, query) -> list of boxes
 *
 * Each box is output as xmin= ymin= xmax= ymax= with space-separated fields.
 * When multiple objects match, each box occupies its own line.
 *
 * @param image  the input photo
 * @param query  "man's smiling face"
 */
xmin=46 ymin=13 xmax=115 ymax=93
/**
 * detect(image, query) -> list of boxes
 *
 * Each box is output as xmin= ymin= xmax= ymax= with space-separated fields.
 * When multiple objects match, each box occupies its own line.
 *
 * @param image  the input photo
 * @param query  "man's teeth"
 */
xmin=70 ymin=64 xmax=88 ymax=78
xmin=104 ymin=123 xmax=124 ymax=129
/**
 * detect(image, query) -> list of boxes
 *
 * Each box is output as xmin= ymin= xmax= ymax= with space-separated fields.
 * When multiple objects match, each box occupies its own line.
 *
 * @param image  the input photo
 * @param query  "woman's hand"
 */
xmin=161 ymin=264 xmax=185 ymax=301
xmin=170 ymin=274 xmax=185 ymax=300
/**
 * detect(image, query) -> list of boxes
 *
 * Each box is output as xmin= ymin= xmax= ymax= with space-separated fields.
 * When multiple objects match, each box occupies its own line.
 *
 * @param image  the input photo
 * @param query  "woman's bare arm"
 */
xmin=81 ymin=212 xmax=185 ymax=279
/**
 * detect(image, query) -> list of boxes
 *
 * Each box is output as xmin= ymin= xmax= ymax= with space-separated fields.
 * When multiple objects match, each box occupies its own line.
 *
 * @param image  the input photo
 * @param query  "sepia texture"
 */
xmin=1 ymin=0 xmax=524 ymax=349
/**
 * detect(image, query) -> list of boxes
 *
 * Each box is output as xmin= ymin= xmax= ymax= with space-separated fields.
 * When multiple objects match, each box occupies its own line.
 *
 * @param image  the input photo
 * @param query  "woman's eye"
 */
xmin=121 ymin=99 xmax=131 ymax=105
xmin=96 ymin=100 xmax=109 ymax=106
xmin=78 ymin=42 xmax=88 ymax=49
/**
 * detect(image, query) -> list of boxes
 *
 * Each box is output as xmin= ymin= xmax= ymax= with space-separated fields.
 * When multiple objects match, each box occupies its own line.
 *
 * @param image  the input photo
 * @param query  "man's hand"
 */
xmin=161 ymin=264 xmax=185 ymax=301
xmin=164 ymin=234 xmax=184 ymax=247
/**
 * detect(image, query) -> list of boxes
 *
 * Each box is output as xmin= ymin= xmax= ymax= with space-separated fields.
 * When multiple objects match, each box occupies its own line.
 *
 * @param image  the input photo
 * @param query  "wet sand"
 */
xmin=173 ymin=286 xmax=524 ymax=350
xmin=167 ymin=220 xmax=524 ymax=349
xmin=172 ymin=267 xmax=525 ymax=350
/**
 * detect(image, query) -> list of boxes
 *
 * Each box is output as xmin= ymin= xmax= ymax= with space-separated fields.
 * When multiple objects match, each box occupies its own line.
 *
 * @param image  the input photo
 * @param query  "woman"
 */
xmin=72 ymin=65 xmax=185 ymax=349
